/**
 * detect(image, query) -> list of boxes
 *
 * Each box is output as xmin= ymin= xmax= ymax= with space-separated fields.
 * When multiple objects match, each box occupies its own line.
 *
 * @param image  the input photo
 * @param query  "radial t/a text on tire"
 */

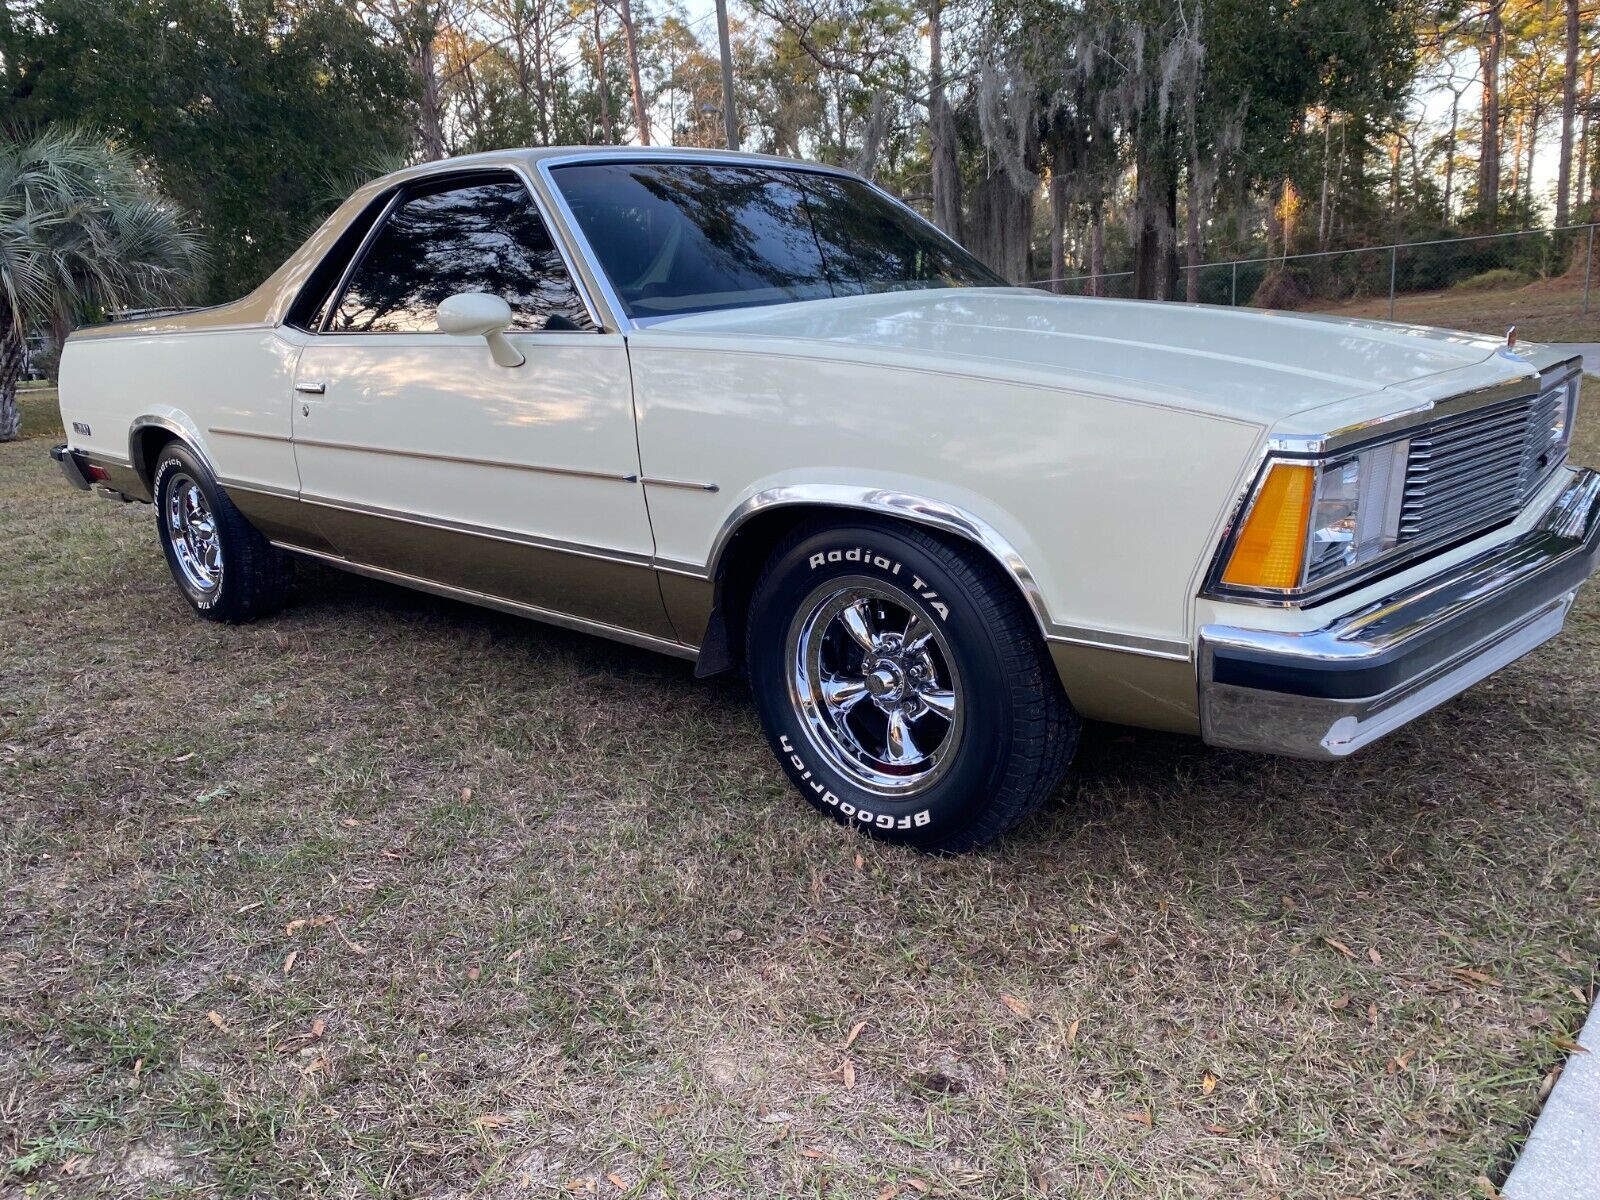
xmin=746 ymin=520 xmax=1080 ymax=852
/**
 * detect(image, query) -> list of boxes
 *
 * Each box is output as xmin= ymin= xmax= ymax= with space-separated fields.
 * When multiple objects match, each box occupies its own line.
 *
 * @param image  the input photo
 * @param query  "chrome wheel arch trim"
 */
xmin=697 ymin=484 xmax=1191 ymax=662
xmin=129 ymin=413 xmax=217 ymax=485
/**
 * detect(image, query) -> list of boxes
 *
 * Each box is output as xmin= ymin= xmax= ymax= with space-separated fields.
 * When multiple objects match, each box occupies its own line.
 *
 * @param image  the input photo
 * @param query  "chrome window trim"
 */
xmin=314 ymin=188 xmax=403 ymax=335
xmin=534 ymin=151 xmax=1009 ymax=334
xmin=309 ymin=164 xmax=607 ymax=337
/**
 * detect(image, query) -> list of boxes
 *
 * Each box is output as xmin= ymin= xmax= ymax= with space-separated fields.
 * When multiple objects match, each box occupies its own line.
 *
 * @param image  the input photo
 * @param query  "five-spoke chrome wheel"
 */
xmin=787 ymin=578 xmax=963 ymax=796
xmin=165 ymin=471 xmax=222 ymax=594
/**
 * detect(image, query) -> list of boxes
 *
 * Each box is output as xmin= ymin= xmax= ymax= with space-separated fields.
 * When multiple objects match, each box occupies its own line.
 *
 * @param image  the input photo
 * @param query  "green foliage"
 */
xmin=0 ymin=126 xmax=201 ymax=439
xmin=1453 ymin=266 xmax=1536 ymax=291
xmin=1 ymin=0 xmax=416 ymax=303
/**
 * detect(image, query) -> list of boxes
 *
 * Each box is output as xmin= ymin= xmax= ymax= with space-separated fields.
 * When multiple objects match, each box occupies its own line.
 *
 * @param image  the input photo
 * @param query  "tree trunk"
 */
xmin=928 ymin=0 xmax=961 ymax=238
xmin=616 ymin=0 xmax=650 ymax=146
xmin=1185 ymin=156 xmax=1202 ymax=302
xmin=1389 ymin=133 xmax=1402 ymax=239
xmin=1049 ymin=162 xmax=1067 ymax=295
xmin=965 ymin=170 xmax=1030 ymax=283
xmin=714 ymin=0 xmax=738 ymax=150
xmin=1525 ymin=103 xmax=1539 ymax=215
xmin=1090 ymin=214 xmax=1105 ymax=297
xmin=0 ymin=318 xmax=22 ymax=443
xmin=415 ymin=21 xmax=446 ymax=160
xmin=1132 ymin=148 xmax=1179 ymax=301
xmin=1444 ymin=89 xmax=1459 ymax=219
xmin=594 ymin=0 xmax=613 ymax=142
xmin=1317 ymin=116 xmax=1332 ymax=249
xmin=1579 ymin=62 xmax=1593 ymax=215
xmin=1479 ymin=0 xmax=1502 ymax=226
xmin=1508 ymin=108 xmax=1524 ymax=208
xmin=1556 ymin=0 xmax=1579 ymax=226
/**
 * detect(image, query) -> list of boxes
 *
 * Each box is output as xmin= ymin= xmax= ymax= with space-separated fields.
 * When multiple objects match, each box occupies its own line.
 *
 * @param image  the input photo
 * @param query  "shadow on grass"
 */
xmin=280 ymin=554 xmax=1564 ymax=870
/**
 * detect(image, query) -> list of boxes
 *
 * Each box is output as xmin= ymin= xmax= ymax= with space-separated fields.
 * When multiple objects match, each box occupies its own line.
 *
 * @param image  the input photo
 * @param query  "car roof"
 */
xmin=371 ymin=144 xmax=863 ymax=190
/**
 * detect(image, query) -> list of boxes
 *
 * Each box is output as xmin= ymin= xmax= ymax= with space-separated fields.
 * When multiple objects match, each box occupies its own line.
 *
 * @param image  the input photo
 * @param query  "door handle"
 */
xmin=295 ymin=381 xmax=326 ymax=395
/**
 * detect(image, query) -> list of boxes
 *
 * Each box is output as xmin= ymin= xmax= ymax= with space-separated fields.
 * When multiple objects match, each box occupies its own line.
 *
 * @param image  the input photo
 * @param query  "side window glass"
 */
xmin=330 ymin=177 xmax=594 ymax=333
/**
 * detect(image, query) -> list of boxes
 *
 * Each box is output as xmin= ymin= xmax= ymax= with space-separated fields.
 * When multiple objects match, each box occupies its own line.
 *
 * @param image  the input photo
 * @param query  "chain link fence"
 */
xmin=1032 ymin=224 xmax=1598 ymax=339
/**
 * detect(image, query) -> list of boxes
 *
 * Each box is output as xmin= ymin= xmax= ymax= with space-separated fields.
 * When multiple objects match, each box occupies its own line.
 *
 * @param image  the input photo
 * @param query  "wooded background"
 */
xmin=1 ymin=0 xmax=1594 ymax=306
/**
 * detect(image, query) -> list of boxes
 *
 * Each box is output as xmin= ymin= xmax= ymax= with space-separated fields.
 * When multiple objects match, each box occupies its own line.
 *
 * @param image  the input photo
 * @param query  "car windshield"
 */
xmin=549 ymin=161 xmax=1006 ymax=320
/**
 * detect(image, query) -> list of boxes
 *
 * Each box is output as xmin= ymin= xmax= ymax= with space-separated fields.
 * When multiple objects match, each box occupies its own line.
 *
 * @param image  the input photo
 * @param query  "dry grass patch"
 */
xmin=1 ymin=383 xmax=1598 ymax=1198
xmin=1319 ymin=277 xmax=1598 ymax=343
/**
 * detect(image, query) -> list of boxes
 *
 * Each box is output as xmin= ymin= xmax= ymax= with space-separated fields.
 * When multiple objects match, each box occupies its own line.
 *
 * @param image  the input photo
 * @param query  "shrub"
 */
xmin=1451 ymin=268 xmax=1536 ymax=292
xmin=1250 ymin=266 xmax=1316 ymax=310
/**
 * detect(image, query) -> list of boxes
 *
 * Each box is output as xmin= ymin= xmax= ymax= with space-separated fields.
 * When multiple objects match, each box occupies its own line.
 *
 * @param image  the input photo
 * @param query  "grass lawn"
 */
xmin=2 ymin=381 xmax=1598 ymax=1199
xmin=1318 ymin=277 xmax=1599 ymax=344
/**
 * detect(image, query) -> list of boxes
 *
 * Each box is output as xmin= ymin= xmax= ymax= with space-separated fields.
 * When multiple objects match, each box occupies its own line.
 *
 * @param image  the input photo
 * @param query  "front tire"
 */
xmin=152 ymin=442 xmax=289 ymax=623
xmin=747 ymin=521 xmax=1079 ymax=852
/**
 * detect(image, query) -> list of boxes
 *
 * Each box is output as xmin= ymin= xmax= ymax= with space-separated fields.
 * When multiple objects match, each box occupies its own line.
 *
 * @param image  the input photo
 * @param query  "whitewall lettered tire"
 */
xmin=746 ymin=521 xmax=1079 ymax=852
xmin=152 ymin=441 xmax=290 ymax=623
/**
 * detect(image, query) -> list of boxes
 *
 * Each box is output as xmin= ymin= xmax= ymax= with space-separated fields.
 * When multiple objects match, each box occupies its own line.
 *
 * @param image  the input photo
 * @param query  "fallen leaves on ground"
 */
xmin=1000 ymin=993 xmax=1032 ymax=1018
xmin=1323 ymin=937 xmax=1357 ymax=960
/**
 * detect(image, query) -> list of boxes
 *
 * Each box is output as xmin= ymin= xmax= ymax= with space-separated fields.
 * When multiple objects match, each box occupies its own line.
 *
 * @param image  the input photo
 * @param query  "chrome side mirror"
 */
xmin=437 ymin=292 xmax=525 ymax=368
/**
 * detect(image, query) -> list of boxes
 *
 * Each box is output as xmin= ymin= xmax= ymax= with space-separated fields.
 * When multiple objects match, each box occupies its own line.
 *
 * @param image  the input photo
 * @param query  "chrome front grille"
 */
xmin=1399 ymin=389 xmax=1566 ymax=549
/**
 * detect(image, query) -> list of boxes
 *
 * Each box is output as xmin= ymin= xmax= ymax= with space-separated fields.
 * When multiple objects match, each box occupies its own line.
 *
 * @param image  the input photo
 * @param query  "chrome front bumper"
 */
xmin=1199 ymin=467 xmax=1600 ymax=758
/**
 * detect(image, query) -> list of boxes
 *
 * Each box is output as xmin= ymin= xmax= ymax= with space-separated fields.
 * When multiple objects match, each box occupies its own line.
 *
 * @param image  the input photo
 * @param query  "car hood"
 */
xmin=641 ymin=288 xmax=1528 ymax=425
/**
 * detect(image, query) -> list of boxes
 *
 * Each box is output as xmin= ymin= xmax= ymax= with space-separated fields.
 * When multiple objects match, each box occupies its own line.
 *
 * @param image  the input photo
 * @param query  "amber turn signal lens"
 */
xmin=1220 ymin=463 xmax=1314 ymax=590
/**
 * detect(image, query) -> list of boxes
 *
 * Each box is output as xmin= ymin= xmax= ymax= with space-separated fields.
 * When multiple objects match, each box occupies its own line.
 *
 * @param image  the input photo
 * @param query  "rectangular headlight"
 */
xmin=1216 ymin=440 xmax=1410 ymax=596
xmin=1551 ymin=373 xmax=1580 ymax=458
xmin=1304 ymin=440 xmax=1409 ymax=585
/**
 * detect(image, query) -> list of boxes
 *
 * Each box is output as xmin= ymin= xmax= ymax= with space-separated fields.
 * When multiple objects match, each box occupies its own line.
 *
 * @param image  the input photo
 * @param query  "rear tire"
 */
xmin=746 ymin=521 xmax=1079 ymax=852
xmin=152 ymin=441 xmax=290 ymax=623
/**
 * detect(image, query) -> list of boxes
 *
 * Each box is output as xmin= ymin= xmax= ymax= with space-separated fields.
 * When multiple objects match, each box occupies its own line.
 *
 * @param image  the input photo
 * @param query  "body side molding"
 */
xmin=273 ymin=542 xmax=696 ymax=661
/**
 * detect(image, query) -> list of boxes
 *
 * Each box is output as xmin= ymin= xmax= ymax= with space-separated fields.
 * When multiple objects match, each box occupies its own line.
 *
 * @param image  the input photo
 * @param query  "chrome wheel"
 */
xmin=787 ymin=578 xmax=963 ymax=796
xmin=165 ymin=471 xmax=222 ymax=594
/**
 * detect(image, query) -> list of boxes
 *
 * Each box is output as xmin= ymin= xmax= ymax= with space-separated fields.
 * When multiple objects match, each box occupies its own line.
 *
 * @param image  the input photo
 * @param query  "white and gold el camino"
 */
xmin=54 ymin=147 xmax=1598 ymax=850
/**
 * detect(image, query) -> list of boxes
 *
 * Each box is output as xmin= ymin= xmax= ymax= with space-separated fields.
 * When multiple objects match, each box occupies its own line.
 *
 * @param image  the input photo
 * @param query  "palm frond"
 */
xmin=0 ymin=125 xmax=203 ymax=336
